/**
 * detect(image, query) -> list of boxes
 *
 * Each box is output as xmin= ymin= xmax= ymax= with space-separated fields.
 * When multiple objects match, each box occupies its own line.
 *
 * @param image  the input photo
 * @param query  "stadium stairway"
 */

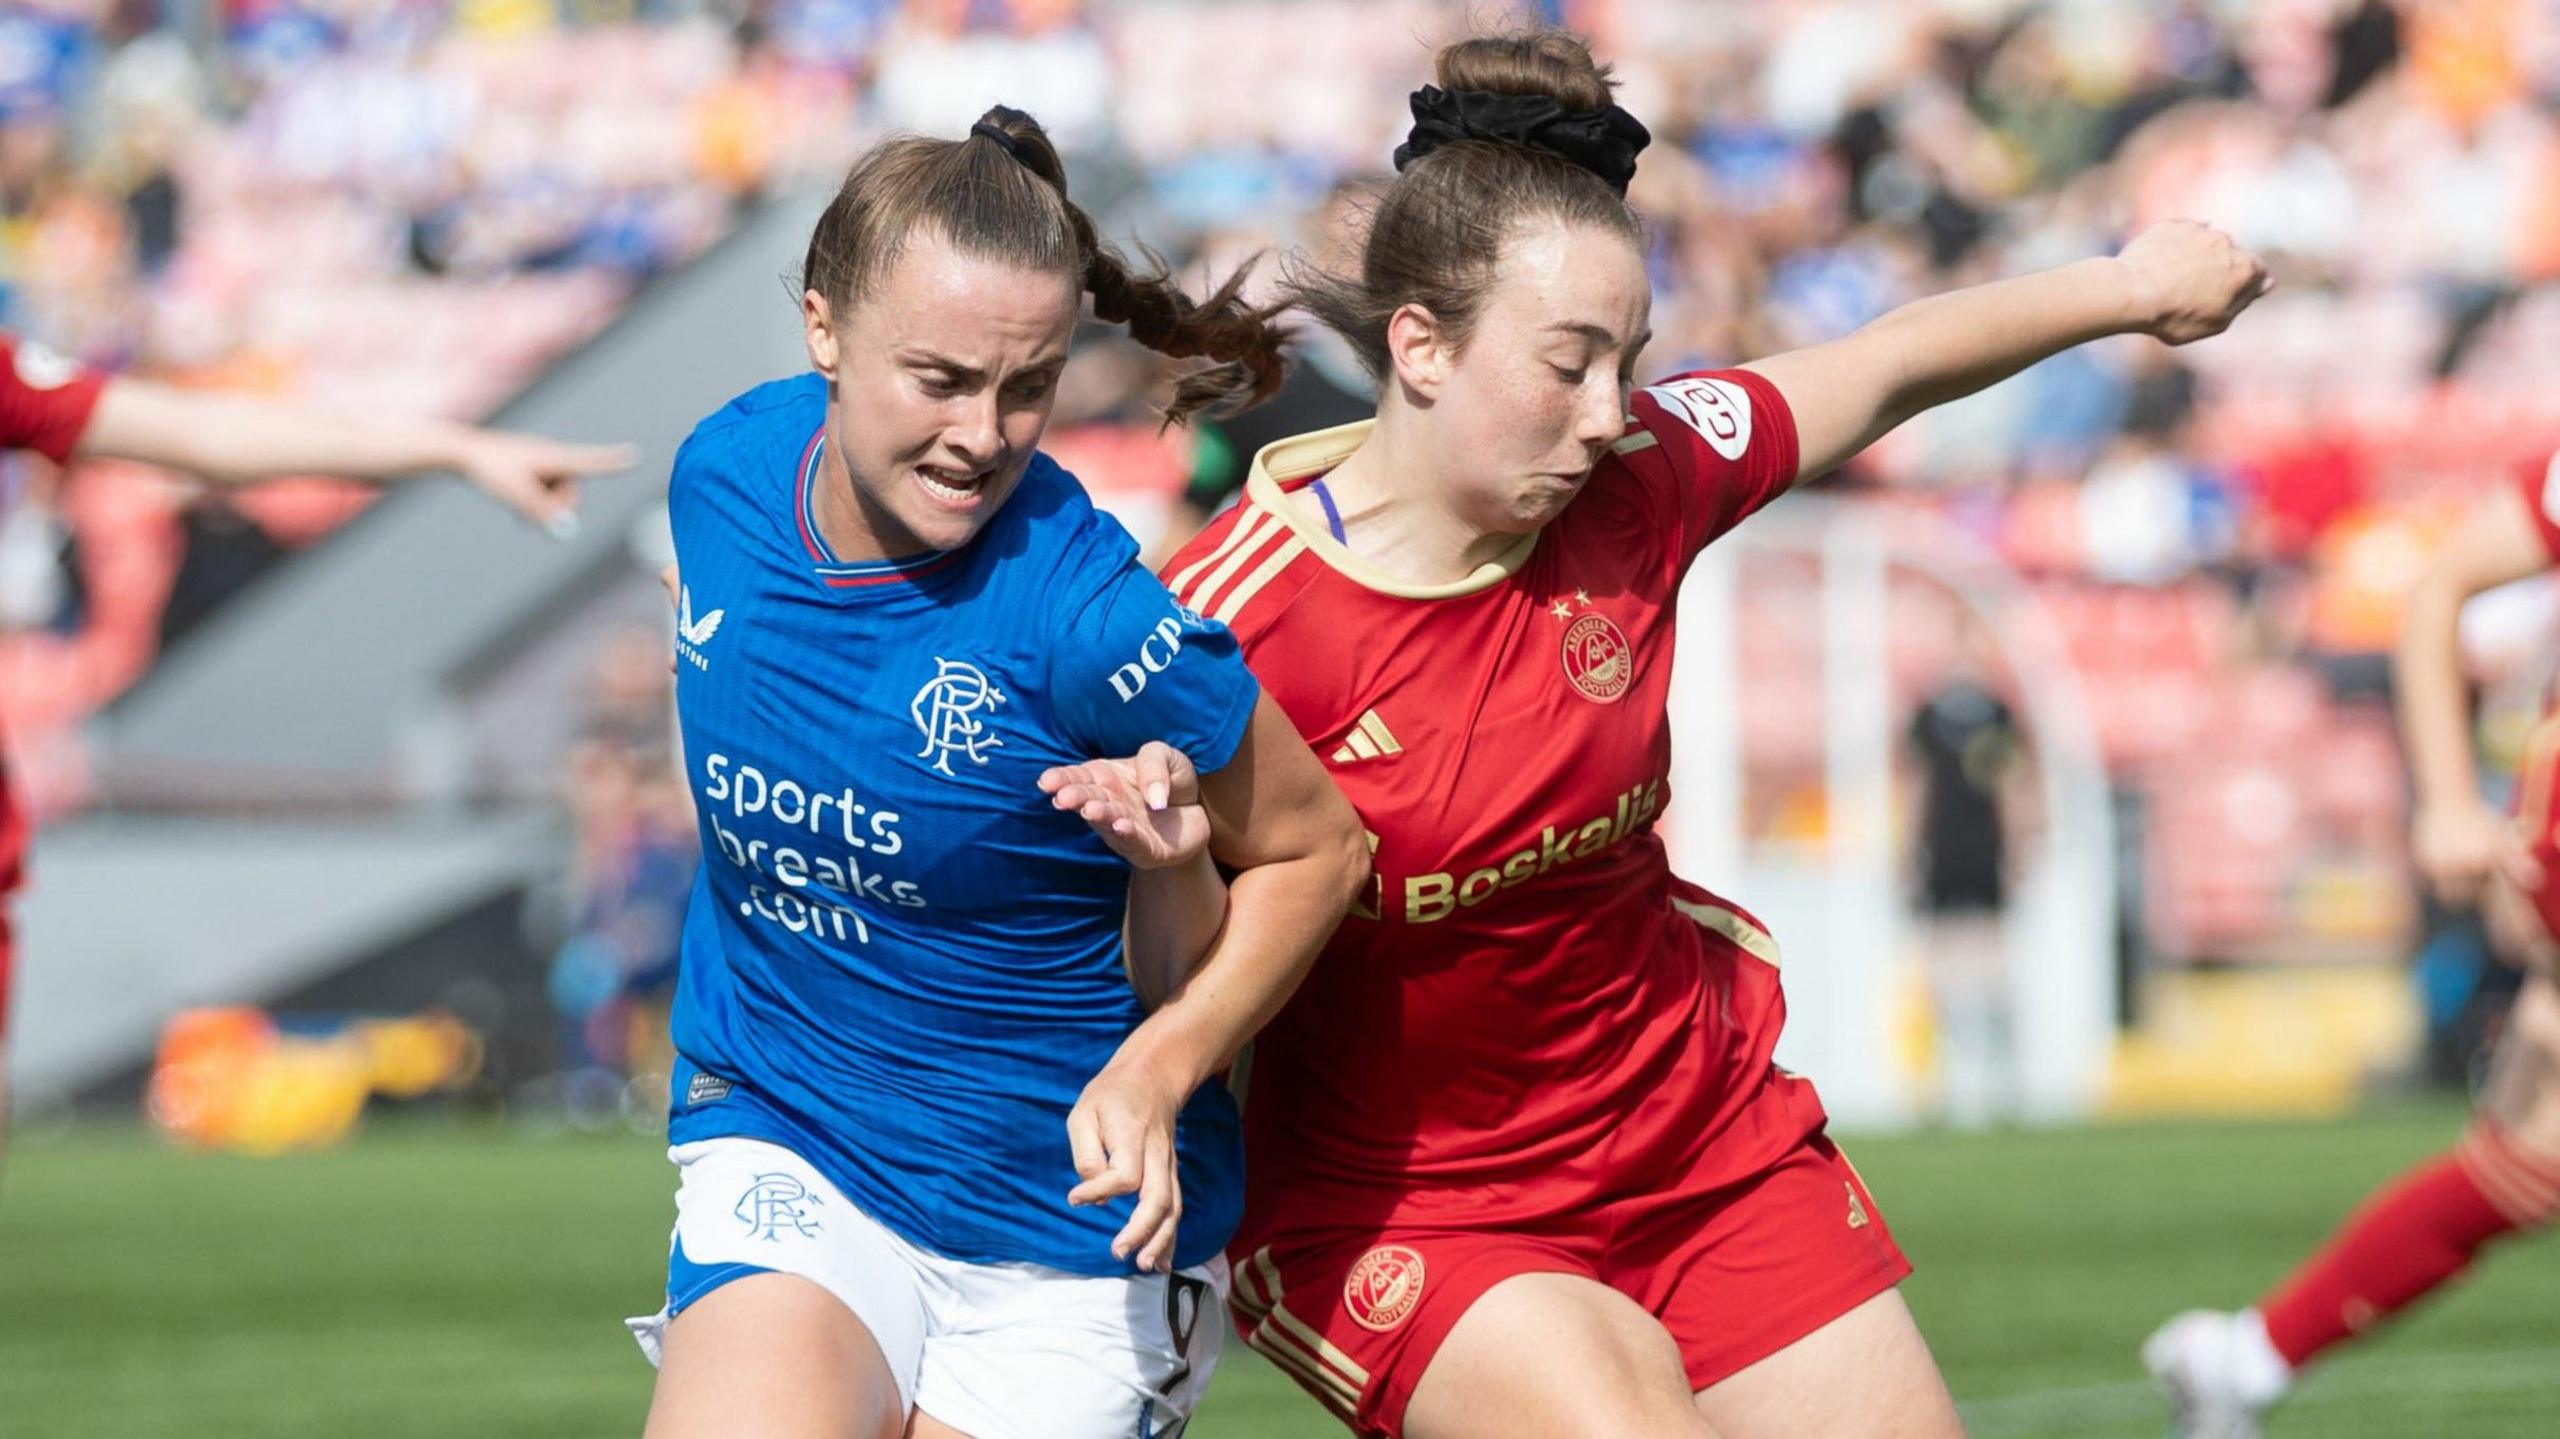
xmin=8 ymin=186 xmax=834 ymax=1107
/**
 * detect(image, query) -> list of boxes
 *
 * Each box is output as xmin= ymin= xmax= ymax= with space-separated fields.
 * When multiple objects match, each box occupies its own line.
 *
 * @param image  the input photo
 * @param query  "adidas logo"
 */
xmin=1331 ymin=709 xmax=1402 ymax=764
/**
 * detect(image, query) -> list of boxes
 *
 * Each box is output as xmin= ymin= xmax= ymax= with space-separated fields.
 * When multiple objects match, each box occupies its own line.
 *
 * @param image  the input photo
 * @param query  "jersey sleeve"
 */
xmin=2515 ymin=453 xmax=2560 ymax=563
xmin=1625 ymin=368 xmax=1801 ymax=562
xmin=1050 ymin=526 xmax=1262 ymax=775
xmin=0 ymin=333 xmax=107 ymax=463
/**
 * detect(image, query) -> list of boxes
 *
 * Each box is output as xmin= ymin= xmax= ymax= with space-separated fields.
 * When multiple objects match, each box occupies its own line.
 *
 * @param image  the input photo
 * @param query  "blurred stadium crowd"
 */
xmin=8 ymin=0 xmax=2560 ymax=1091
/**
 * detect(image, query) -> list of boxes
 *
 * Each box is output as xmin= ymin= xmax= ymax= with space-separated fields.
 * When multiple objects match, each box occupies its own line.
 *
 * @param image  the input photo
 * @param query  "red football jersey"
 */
xmin=0 ymin=332 xmax=107 ymax=906
xmin=2507 ymin=452 xmax=2560 ymax=947
xmin=1166 ymin=369 xmax=1834 ymax=1231
xmin=2516 ymin=452 xmax=2560 ymax=565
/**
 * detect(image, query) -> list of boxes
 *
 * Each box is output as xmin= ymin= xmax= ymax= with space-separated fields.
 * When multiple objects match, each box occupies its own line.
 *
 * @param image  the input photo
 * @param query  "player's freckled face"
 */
xmin=1434 ymin=220 xmax=1652 ymax=535
xmin=801 ymin=231 xmax=1080 ymax=560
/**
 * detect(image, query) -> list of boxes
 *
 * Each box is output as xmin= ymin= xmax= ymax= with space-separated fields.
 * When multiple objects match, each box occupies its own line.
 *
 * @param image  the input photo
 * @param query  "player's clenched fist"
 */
xmin=2115 ymin=219 xmax=2271 ymax=346
xmin=2413 ymin=797 xmax=2542 ymax=907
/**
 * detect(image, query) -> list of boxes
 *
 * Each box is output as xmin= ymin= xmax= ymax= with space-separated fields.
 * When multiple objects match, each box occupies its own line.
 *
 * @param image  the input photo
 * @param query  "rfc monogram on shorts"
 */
xmin=735 ymin=1172 xmax=825 ymax=1241
xmin=1342 ymin=1244 xmax=1426 ymax=1333
xmin=1551 ymin=590 xmax=1633 ymax=704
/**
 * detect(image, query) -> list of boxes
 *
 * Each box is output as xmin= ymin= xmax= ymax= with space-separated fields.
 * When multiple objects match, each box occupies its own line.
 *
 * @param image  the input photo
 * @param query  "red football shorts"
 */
xmin=1228 ymin=1129 xmax=1910 ymax=1436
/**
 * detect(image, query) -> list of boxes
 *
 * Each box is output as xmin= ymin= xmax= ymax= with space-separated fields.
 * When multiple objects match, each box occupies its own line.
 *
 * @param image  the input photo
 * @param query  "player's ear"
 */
xmin=1383 ymin=302 xmax=1448 ymax=401
xmin=802 ymin=289 xmax=841 ymax=388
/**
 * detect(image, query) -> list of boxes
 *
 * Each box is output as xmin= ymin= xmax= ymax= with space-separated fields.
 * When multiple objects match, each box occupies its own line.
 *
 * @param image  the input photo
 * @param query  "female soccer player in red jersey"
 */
xmin=2146 ymin=456 xmax=2560 ymax=1438
xmin=1136 ymin=28 xmax=2265 ymax=1438
xmin=0 ymin=331 xmax=633 ymax=1172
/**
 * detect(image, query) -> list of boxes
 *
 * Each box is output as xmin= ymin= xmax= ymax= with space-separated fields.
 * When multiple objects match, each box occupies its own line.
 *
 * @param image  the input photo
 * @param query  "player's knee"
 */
xmin=2508 ymin=978 xmax=2560 ymax=1059
xmin=1519 ymin=1348 xmax=1718 ymax=1439
xmin=2488 ymin=984 xmax=2560 ymax=1157
xmin=1446 ymin=1386 xmax=1716 ymax=1439
xmin=1564 ymin=1401 xmax=1719 ymax=1439
xmin=1410 ymin=1276 xmax=1715 ymax=1439
xmin=2463 ymin=1120 xmax=2560 ymax=1231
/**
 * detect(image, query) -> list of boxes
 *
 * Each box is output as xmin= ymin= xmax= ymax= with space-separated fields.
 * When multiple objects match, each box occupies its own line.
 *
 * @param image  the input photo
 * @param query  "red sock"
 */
xmin=2258 ymin=1122 xmax=2560 ymax=1368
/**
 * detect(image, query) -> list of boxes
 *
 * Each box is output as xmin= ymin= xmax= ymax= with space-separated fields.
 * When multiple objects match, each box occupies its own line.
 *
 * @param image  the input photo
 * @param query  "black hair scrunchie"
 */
xmin=969 ymin=119 xmax=1025 ymax=162
xmin=1391 ymin=85 xmax=1652 ymax=197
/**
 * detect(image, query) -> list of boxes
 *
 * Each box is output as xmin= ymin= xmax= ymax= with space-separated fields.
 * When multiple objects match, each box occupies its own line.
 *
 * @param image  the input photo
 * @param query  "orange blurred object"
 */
xmin=145 ymin=1006 xmax=481 ymax=1154
xmin=145 ymin=1006 xmax=279 ymax=1148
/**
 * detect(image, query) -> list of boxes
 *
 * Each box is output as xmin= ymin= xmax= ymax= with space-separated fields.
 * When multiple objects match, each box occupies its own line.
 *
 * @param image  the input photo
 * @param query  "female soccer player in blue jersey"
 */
xmin=627 ymin=107 xmax=1369 ymax=1439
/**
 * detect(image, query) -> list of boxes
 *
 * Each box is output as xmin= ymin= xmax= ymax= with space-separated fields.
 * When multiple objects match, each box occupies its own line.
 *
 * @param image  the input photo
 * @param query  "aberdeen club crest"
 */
xmin=1342 ymin=1244 xmax=1426 ymax=1332
xmin=1560 ymin=610 xmax=1633 ymax=704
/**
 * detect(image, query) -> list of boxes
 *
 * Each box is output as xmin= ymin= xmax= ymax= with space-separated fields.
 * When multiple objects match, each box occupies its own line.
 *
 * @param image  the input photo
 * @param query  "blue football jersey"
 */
xmin=662 ymin=374 xmax=1260 ymax=1275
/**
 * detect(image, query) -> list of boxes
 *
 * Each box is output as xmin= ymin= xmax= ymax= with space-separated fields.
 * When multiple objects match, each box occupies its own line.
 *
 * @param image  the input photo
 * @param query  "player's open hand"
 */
xmin=2414 ymin=797 xmax=2543 ymax=907
xmin=1066 ymin=1055 xmax=1185 ymax=1272
xmin=2115 ymin=220 xmax=2271 ymax=346
xmin=1038 ymin=741 xmax=1209 ymax=870
xmin=455 ymin=430 xmax=639 ymax=537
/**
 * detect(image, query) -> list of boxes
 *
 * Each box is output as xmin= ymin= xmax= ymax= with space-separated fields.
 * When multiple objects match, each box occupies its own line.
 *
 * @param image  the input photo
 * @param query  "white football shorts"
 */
xmin=627 ymin=1135 xmax=1227 ymax=1438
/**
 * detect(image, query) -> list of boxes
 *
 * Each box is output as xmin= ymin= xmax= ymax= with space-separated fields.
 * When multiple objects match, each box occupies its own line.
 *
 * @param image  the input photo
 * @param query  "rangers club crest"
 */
xmin=1560 ymin=611 xmax=1633 ymax=704
xmin=911 ymin=656 xmax=1006 ymax=775
xmin=1342 ymin=1244 xmax=1426 ymax=1332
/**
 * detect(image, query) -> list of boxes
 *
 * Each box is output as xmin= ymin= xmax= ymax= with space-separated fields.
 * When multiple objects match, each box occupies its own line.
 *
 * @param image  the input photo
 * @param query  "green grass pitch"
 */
xmin=3 ymin=1102 xmax=2555 ymax=1436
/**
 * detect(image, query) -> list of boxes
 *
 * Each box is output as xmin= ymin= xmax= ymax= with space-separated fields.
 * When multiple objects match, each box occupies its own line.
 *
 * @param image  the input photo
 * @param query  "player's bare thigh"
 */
xmin=1404 ymin=1272 xmax=1719 ymax=1439
xmin=2480 ymin=969 xmax=2560 ymax=1154
xmin=646 ymin=1271 xmax=905 ymax=1439
xmin=1691 ymin=1287 xmax=1963 ymax=1439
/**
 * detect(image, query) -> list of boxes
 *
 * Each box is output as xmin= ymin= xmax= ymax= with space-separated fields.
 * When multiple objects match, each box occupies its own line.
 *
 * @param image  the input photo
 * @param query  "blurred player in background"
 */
xmin=0 ymin=330 xmax=633 ymax=1179
xmin=1902 ymin=620 xmax=2040 ymax=1127
xmin=1151 ymin=26 xmax=2266 ymax=1439
xmin=627 ymin=107 xmax=1365 ymax=1439
xmin=2147 ymin=455 xmax=2560 ymax=1438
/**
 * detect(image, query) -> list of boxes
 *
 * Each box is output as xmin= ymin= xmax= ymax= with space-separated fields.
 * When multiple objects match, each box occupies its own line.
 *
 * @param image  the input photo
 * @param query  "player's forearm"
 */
xmin=2396 ymin=569 xmax=2483 ymax=813
xmin=184 ymin=400 xmax=478 ymax=486
xmin=83 ymin=380 xmax=477 ymax=486
xmin=1122 ymin=851 xmax=1230 ymax=1009
xmin=1859 ymin=259 xmax=2143 ymax=426
xmin=1104 ymin=838 xmax=1365 ymax=1097
xmin=1747 ymin=258 xmax=2146 ymax=478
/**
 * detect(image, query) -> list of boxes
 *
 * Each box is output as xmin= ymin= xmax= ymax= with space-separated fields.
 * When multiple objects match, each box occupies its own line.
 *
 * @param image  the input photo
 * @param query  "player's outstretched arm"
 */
xmin=76 ymin=377 xmax=636 ymax=533
xmin=1061 ymin=696 xmax=1367 ymax=1271
xmin=1039 ymin=740 xmax=1228 ymax=1007
xmin=1742 ymin=219 xmax=2269 ymax=483
xmin=2399 ymin=483 xmax=2553 ymax=905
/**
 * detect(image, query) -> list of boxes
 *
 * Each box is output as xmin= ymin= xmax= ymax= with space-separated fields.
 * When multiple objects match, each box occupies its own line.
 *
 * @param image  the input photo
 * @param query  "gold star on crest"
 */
xmin=1550 ymin=600 xmax=1576 ymax=620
